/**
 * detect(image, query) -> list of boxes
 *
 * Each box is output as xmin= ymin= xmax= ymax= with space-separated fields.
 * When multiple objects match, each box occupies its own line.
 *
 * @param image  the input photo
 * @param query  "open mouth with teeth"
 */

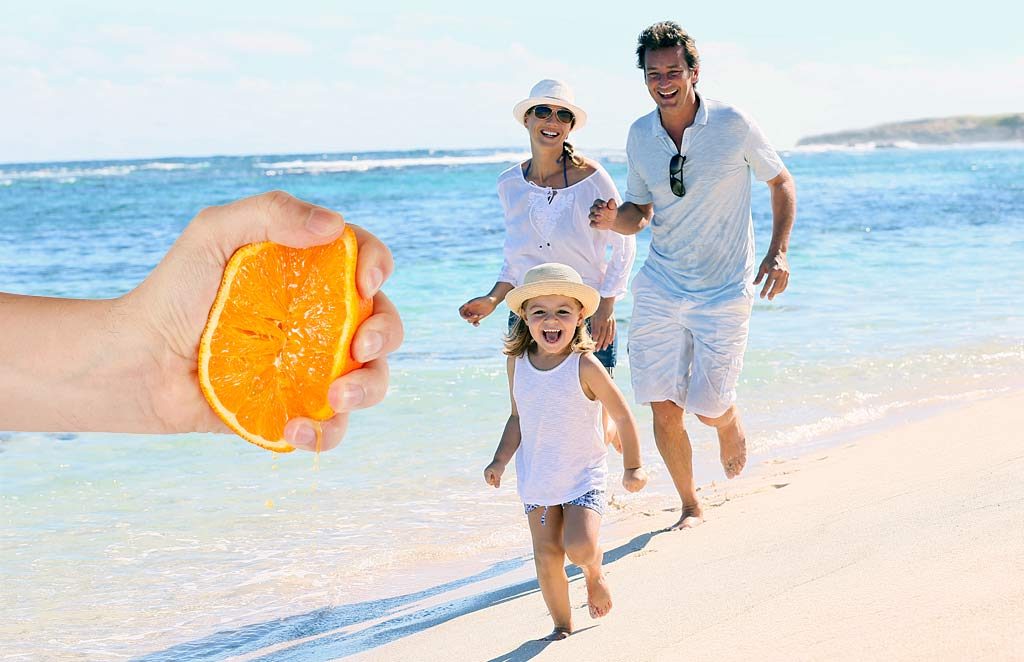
xmin=541 ymin=328 xmax=563 ymax=344
xmin=540 ymin=129 xmax=560 ymax=138
xmin=657 ymin=89 xmax=679 ymax=100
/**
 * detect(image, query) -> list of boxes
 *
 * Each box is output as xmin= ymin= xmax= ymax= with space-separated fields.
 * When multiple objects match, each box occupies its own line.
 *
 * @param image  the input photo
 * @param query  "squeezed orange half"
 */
xmin=198 ymin=227 xmax=373 ymax=452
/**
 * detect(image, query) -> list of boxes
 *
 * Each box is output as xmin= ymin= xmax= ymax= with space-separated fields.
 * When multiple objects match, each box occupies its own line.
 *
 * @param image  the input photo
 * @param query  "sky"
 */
xmin=2 ymin=0 xmax=1023 ymax=163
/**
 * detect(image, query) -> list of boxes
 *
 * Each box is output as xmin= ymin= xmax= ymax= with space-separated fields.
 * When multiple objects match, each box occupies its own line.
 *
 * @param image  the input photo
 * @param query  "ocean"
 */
xmin=2 ymin=144 xmax=1022 ymax=659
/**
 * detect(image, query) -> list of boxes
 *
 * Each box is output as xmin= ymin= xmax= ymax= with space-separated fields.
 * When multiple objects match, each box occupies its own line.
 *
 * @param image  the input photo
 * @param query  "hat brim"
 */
xmin=505 ymin=281 xmax=599 ymax=319
xmin=512 ymin=97 xmax=588 ymax=131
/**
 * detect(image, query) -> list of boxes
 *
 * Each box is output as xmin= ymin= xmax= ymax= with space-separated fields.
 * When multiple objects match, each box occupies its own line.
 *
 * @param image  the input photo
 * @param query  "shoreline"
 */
xmin=331 ymin=388 xmax=1024 ymax=661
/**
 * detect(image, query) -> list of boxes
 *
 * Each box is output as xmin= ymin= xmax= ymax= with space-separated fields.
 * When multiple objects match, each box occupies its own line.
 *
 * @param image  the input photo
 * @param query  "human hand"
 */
xmin=589 ymin=297 xmax=616 ymax=351
xmin=753 ymin=250 xmax=790 ymax=300
xmin=484 ymin=460 xmax=506 ymax=488
xmin=622 ymin=467 xmax=648 ymax=493
xmin=127 ymin=190 xmax=403 ymax=452
xmin=588 ymin=198 xmax=618 ymax=230
xmin=459 ymin=295 xmax=499 ymax=326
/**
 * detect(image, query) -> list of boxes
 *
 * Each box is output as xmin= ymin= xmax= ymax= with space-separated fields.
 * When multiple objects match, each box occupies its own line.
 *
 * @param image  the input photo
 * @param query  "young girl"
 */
xmin=483 ymin=263 xmax=648 ymax=641
xmin=459 ymin=79 xmax=636 ymax=451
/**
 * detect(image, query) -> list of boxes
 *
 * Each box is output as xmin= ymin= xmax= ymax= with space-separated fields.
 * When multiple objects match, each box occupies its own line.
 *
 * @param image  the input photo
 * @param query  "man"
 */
xmin=590 ymin=21 xmax=796 ymax=530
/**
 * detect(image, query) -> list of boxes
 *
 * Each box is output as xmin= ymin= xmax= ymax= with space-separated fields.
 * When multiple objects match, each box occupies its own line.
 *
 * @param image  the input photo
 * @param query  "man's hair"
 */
xmin=635 ymin=21 xmax=700 ymax=71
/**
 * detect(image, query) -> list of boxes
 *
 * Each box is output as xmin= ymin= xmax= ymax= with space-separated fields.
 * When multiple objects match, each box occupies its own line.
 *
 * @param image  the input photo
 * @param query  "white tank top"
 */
xmin=513 ymin=352 xmax=607 ymax=505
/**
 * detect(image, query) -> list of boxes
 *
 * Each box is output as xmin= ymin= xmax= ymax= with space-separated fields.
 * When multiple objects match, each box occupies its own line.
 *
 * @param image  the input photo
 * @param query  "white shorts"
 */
xmin=628 ymin=272 xmax=753 ymax=418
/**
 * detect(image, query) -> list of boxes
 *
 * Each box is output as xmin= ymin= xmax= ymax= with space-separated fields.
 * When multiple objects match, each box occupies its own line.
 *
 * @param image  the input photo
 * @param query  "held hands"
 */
xmin=484 ymin=460 xmax=506 ymax=488
xmin=131 ymin=190 xmax=403 ymax=452
xmin=589 ymin=298 xmax=616 ymax=351
xmin=622 ymin=467 xmax=649 ymax=493
xmin=588 ymin=198 xmax=618 ymax=230
xmin=459 ymin=295 xmax=499 ymax=326
xmin=753 ymin=250 xmax=790 ymax=300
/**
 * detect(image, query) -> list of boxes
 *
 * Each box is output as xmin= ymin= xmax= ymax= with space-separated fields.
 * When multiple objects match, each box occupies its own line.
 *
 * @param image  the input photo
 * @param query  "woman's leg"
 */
xmin=528 ymin=506 xmax=572 ymax=639
xmin=588 ymin=317 xmax=622 ymax=452
xmin=562 ymin=504 xmax=612 ymax=618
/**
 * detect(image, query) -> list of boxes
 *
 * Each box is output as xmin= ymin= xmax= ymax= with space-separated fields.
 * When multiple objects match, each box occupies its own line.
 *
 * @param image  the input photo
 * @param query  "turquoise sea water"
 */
xmin=2 ymin=145 xmax=1023 ymax=659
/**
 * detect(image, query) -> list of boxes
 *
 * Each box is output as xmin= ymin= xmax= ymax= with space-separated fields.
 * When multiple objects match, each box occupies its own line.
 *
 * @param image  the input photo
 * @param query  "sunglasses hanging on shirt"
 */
xmin=670 ymin=153 xmax=686 ymax=197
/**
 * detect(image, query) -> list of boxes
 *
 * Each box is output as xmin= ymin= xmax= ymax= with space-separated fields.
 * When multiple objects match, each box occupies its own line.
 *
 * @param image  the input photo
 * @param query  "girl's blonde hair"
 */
xmin=502 ymin=298 xmax=596 ymax=357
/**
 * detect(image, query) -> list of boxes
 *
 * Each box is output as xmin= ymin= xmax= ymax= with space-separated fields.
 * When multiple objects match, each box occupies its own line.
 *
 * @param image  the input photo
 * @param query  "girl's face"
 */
xmin=522 ymin=294 xmax=584 ymax=355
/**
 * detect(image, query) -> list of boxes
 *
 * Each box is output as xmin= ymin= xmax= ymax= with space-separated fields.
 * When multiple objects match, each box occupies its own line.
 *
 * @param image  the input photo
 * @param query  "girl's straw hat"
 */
xmin=505 ymin=263 xmax=599 ymax=318
xmin=512 ymin=79 xmax=588 ymax=130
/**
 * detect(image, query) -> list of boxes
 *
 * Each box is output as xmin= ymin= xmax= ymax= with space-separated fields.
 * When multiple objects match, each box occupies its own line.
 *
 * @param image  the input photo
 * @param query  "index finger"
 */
xmin=769 ymin=272 xmax=789 ymax=300
xmin=351 ymin=223 xmax=394 ymax=300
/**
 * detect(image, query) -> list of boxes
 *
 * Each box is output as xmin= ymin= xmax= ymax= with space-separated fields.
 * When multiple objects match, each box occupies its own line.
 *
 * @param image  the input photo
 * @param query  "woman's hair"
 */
xmin=525 ymin=106 xmax=586 ymax=168
xmin=561 ymin=141 xmax=586 ymax=169
xmin=503 ymin=299 xmax=596 ymax=357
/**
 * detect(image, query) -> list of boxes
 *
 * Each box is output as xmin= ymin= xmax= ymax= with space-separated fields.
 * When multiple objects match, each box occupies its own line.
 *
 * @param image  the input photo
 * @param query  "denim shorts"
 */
xmin=524 ymin=489 xmax=606 ymax=526
xmin=507 ymin=312 xmax=616 ymax=369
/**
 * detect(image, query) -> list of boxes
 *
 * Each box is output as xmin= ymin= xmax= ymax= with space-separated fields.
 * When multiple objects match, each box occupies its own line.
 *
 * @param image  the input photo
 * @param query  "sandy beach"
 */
xmin=341 ymin=390 xmax=1024 ymax=661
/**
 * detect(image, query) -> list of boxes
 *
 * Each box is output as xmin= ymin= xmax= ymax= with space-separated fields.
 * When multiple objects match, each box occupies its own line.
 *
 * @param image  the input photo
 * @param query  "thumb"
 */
xmin=198 ymin=190 xmax=346 ymax=255
xmin=607 ymin=199 xmax=618 ymax=211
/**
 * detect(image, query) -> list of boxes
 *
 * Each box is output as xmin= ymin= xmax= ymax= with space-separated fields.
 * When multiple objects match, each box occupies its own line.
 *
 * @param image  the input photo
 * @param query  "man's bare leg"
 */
xmin=696 ymin=405 xmax=747 ymax=479
xmin=651 ymin=400 xmax=703 ymax=530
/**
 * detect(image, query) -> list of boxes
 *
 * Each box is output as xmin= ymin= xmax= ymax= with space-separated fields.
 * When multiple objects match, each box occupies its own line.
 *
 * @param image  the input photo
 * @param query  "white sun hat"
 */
xmin=512 ymin=79 xmax=588 ymax=131
xmin=505 ymin=263 xmax=599 ymax=318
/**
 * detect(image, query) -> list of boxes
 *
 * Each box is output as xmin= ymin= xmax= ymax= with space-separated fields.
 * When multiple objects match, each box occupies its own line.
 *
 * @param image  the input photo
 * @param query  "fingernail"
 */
xmin=292 ymin=424 xmax=317 ymax=448
xmin=366 ymin=267 xmax=384 ymax=295
xmin=359 ymin=331 xmax=385 ymax=359
xmin=335 ymin=384 xmax=365 ymax=410
xmin=306 ymin=208 xmax=342 ymax=236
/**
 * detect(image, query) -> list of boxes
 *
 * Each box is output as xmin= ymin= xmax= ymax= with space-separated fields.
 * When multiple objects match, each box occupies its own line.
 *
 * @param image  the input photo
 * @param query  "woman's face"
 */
xmin=524 ymin=104 xmax=575 ymax=148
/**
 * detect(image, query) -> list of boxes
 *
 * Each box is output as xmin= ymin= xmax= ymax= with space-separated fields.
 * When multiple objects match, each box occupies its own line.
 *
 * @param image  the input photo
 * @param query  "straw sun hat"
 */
xmin=505 ymin=263 xmax=599 ymax=318
xmin=512 ymin=79 xmax=588 ymax=130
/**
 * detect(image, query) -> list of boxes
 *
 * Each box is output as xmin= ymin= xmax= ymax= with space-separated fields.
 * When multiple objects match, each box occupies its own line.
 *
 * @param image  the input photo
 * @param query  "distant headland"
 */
xmin=797 ymin=113 xmax=1024 ymax=147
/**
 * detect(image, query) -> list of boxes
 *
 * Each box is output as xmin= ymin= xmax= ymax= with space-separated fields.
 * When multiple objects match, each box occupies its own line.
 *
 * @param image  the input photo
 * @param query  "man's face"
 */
xmin=644 ymin=46 xmax=699 ymax=111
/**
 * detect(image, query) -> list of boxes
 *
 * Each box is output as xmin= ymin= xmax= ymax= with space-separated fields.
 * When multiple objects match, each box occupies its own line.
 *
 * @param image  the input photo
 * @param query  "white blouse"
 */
xmin=496 ymin=161 xmax=636 ymax=299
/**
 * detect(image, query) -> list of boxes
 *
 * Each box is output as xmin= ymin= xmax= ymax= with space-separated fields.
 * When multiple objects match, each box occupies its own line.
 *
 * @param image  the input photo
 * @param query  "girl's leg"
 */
xmin=527 ymin=506 xmax=572 ymax=639
xmin=562 ymin=504 xmax=612 ymax=619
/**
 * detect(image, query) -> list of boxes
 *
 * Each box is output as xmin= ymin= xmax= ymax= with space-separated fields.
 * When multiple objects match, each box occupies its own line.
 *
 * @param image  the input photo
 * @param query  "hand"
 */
xmin=484 ymin=460 xmax=506 ymax=488
xmin=128 ymin=190 xmax=403 ymax=452
xmin=753 ymin=250 xmax=790 ymax=300
xmin=589 ymin=297 xmax=616 ymax=351
xmin=622 ymin=467 xmax=648 ymax=493
xmin=459 ymin=295 xmax=499 ymax=326
xmin=588 ymin=198 xmax=618 ymax=230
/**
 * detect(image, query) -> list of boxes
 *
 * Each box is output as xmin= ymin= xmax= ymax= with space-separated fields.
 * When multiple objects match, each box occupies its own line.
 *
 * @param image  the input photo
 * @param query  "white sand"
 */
xmin=352 ymin=391 xmax=1024 ymax=661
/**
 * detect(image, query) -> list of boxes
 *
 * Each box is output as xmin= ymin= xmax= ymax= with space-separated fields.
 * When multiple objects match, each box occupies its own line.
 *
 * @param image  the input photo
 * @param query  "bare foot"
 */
xmin=540 ymin=627 xmax=572 ymax=641
xmin=584 ymin=572 xmax=613 ymax=618
xmin=666 ymin=503 xmax=703 ymax=530
xmin=718 ymin=417 xmax=747 ymax=479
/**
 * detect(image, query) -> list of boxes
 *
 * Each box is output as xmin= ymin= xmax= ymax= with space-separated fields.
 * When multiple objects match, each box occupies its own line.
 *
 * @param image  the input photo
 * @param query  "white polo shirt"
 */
xmin=624 ymin=93 xmax=784 ymax=303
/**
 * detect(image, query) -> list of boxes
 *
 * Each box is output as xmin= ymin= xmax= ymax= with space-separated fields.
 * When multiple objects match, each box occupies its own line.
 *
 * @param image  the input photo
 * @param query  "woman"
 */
xmin=459 ymin=79 xmax=635 ymax=377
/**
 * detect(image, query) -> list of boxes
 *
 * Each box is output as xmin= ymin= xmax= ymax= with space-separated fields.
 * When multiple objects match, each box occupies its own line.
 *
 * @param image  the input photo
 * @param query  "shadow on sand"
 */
xmin=135 ymin=530 xmax=662 ymax=661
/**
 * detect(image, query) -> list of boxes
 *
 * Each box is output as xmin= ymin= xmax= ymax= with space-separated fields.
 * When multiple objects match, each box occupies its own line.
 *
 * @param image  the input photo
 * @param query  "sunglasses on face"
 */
xmin=531 ymin=105 xmax=575 ymax=125
xmin=670 ymin=154 xmax=686 ymax=197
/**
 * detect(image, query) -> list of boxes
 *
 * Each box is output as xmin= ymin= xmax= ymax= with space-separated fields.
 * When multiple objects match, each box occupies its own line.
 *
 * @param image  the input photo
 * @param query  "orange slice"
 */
xmin=198 ymin=227 xmax=373 ymax=452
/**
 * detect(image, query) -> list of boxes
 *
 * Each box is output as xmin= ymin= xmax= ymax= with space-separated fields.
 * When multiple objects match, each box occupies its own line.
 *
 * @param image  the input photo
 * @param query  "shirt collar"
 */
xmin=650 ymin=90 xmax=708 ymax=136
